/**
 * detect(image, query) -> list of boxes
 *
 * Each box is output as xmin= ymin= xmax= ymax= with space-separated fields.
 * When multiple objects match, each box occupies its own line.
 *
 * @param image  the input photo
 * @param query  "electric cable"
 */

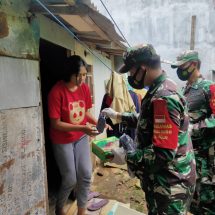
xmin=35 ymin=0 xmax=114 ymax=72
xmin=99 ymin=0 xmax=131 ymax=47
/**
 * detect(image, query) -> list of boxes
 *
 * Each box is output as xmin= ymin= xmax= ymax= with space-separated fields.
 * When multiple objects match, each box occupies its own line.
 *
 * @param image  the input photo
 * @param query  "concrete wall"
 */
xmin=92 ymin=0 xmax=215 ymax=86
xmin=0 ymin=1 xmax=48 ymax=214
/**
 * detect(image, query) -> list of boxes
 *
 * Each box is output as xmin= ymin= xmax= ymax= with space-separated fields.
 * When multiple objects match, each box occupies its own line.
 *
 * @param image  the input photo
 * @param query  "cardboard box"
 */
xmin=92 ymin=136 xmax=119 ymax=162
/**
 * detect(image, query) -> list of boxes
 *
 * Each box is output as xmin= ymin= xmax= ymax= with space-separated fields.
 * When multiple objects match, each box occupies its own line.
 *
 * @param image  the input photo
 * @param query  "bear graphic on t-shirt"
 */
xmin=69 ymin=100 xmax=85 ymax=124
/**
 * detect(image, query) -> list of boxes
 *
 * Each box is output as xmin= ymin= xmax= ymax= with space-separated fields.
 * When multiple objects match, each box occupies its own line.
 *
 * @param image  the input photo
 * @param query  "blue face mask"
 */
xmin=128 ymin=67 xmax=146 ymax=89
xmin=176 ymin=63 xmax=195 ymax=81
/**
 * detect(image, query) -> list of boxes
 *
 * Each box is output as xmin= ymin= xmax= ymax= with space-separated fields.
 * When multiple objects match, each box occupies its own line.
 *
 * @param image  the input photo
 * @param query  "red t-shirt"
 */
xmin=48 ymin=81 xmax=92 ymax=144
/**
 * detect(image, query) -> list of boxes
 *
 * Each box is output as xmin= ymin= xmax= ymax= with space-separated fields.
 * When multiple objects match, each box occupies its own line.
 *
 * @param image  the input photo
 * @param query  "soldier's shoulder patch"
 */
xmin=152 ymin=99 xmax=178 ymax=150
xmin=209 ymin=84 xmax=215 ymax=114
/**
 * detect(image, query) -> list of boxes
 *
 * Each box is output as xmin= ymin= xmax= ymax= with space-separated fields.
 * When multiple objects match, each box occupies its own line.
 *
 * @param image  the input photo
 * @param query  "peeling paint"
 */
xmin=21 ymin=151 xmax=35 ymax=159
xmin=0 ymin=107 xmax=47 ymax=215
xmin=0 ymin=183 xmax=4 ymax=195
xmin=24 ymin=200 xmax=46 ymax=215
xmin=0 ymin=159 xmax=15 ymax=172
xmin=0 ymin=12 xmax=9 ymax=38
xmin=23 ymin=200 xmax=46 ymax=215
xmin=0 ymin=13 xmax=39 ymax=59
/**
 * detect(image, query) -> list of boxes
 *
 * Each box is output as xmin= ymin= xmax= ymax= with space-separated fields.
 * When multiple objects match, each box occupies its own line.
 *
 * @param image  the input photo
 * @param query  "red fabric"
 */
xmin=48 ymin=81 xmax=92 ymax=144
xmin=152 ymin=99 xmax=178 ymax=150
xmin=209 ymin=84 xmax=215 ymax=114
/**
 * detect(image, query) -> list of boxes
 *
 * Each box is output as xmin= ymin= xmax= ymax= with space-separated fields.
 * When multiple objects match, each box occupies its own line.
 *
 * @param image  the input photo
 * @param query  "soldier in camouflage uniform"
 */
xmin=171 ymin=50 xmax=215 ymax=215
xmin=102 ymin=44 xmax=196 ymax=215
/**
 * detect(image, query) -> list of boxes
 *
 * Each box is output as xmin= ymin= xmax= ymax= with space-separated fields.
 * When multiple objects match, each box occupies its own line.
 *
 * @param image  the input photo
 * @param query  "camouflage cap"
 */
xmin=171 ymin=50 xmax=199 ymax=68
xmin=118 ymin=44 xmax=159 ymax=73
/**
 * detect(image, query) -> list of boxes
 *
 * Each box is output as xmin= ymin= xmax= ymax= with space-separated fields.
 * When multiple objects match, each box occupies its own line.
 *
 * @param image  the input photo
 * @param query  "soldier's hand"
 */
xmin=119 ymin=133 xmax=136 ymax=154
xmin=101 ymin=108 xmax=118 ymax=119
xmin=110 ymin=148 xmax=126 ymax=165
xmin=188 ymin=124 xmax=193 ymax=135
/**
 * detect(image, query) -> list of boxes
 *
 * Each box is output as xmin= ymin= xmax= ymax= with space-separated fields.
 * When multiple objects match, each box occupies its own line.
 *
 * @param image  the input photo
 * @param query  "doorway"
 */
xmin=39 ymin=39 xmax=68 ymax=195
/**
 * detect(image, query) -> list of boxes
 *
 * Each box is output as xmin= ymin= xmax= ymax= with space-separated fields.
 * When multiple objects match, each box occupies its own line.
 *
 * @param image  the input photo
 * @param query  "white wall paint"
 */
xmin=92 ymin=52 xmax=112 ymax=118
xmin=92 ymin=0 xmax=215 ymax=86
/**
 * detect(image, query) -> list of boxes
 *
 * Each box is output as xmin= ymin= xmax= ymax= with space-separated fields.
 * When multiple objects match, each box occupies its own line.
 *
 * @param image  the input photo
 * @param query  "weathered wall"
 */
xmin=38 ymin=14 xmax=75 ymax=51
xmin=0 ymin=0 xmax=48 ymax=214
xmin=92 ymin=0 xmax=215 ymax=86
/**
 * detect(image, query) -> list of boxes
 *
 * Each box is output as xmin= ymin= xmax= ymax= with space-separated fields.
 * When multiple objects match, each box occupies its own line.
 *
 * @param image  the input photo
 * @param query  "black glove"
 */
xmin=119 ymin=133 xmax=136 ymax=154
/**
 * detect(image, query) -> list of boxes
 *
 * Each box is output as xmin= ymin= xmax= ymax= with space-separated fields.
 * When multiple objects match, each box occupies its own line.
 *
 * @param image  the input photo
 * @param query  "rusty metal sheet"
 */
xmin=0 ymin=0 xmax=39 ymax=59
xmin=0 ymin=107 xmax=47 ymax=215
xmin=0 ymin=57 xmax=40 ymax=110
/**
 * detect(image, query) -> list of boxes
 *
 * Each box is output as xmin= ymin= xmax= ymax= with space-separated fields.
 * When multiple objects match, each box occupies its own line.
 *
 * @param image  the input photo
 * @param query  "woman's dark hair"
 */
xmin=62 ymin=55 xmax=88 ymax=82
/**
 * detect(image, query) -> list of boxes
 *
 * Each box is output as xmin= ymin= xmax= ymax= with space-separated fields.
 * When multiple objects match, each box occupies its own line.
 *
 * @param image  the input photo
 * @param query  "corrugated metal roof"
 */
xmin=30 ymin=0 xmax=126 ymax=55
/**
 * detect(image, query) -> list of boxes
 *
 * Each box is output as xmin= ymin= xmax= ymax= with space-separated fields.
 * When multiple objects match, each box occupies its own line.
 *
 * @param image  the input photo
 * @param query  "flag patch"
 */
xmin=152 ymin=99 xmax=179 ymax=150
xmin=154 ymin=115 xmax=166 ymax=123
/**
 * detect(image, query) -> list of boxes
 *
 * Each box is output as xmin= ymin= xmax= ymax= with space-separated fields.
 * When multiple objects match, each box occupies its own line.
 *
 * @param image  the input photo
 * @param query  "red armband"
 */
xmin=209 ymin=84 xmax=215 ymax=114
xmin=152 ymin=99 xmax=179 ymax=150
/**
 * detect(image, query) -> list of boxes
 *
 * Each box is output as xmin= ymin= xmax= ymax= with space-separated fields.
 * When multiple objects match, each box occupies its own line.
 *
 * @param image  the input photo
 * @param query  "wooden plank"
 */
xmin=76 ymin=33 xmax=103 ymax=40
xmin=81 ymin=15 xmax=110 ymax=41
xmin=88 ymin=9 xmax=125 ymax=43
xmin=60 ymin=14 xmax=93 ymax=32
xmin=96 ymin=47 xmax=124 ymax=55
xmin=31 ymin=2 xmax=125 ymax=51
xmin=30 ymin=3 xmax=88 ymax=15
xmin=190 ymin=15 xmax=196 ymax=50
xmin=79 ymin=37 xmax=111 ymax=45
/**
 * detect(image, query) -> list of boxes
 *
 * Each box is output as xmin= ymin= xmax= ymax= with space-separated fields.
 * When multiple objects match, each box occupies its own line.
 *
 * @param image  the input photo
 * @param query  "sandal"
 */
xmin=87 ymin=191 xmax=100 ymax=201
xmin=87 ymin=199 xmax=109 ymax=211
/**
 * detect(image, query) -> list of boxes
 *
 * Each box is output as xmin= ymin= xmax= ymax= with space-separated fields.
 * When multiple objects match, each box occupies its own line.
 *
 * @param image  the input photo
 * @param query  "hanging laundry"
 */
xmin=106 ymin=71 xmax=136 ymax=124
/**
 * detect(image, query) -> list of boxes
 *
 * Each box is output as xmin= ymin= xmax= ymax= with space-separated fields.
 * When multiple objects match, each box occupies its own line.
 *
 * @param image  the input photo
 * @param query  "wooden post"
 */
xmin=190 ymin=15 xmax=196 ymax=50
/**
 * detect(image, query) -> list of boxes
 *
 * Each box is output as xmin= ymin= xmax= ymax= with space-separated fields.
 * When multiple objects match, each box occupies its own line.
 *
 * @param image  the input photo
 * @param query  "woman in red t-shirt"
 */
xmin=48 ymin=55 xmax=98 ymax=215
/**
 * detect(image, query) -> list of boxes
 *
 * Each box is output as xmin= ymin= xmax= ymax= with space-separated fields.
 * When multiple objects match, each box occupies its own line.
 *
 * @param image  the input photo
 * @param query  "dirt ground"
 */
xmin=91 ymin=164 xmax=148 ymax=214
xmin=48 ymin=164 xmax=147 ymax=215
xmin=49 ymin=164 xmax=193 ymax=215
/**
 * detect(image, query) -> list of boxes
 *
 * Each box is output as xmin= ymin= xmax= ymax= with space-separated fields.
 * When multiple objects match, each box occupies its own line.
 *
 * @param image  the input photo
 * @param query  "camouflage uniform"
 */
xmin=121 ymin=73 xmax=196 ymax=215
xmin=182 ymin=77 xmax=215 ymax=215
xmin=171 ymin=50 xmax=215 ymax=215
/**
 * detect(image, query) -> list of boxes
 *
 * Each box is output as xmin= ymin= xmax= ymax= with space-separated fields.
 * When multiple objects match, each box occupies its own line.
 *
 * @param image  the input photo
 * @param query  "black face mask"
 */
xmin=176 ymin=63 xmax=195 ymax=81
xmin=128 ymin=67 xmax=146 ymax=89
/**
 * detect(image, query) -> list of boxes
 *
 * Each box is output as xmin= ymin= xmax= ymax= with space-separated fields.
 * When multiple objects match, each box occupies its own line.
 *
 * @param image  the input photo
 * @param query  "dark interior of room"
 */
xmin=39 ymin=39 xmax=67 ymax=194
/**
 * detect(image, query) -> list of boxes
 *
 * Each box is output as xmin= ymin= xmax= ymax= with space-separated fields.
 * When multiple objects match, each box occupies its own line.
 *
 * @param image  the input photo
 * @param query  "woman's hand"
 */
xmin=83 ymin=123 xmax=99 ymax=137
